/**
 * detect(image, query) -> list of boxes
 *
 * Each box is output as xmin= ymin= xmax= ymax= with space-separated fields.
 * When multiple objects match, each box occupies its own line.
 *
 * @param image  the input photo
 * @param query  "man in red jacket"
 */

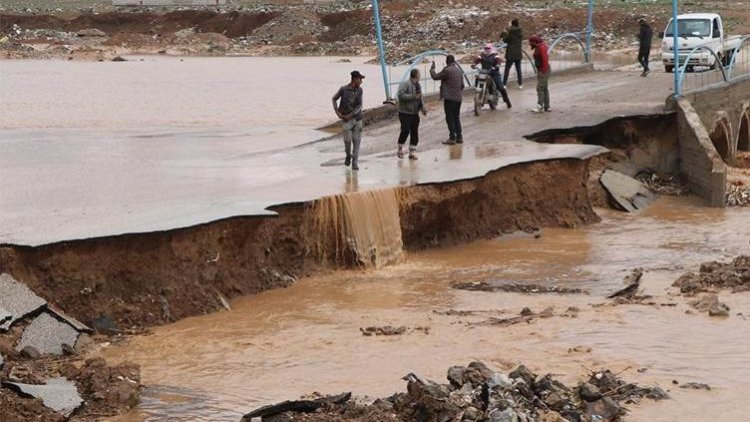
xmin=529 ymin=35 xmax=551 ymax=113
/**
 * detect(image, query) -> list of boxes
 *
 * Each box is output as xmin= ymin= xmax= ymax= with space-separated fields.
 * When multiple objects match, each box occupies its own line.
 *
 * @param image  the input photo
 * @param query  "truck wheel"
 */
xmin=665 ymin=65 xmax=674 ymax=73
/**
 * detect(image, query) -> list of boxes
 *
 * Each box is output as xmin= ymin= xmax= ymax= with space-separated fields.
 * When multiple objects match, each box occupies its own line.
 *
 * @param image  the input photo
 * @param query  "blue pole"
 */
xmin=371 ymin=0 xmax=392 ymax=101
xmin=673 ymin=0 xmax=680 ymax=97
xmin=586 ymin=0 xmax=594 ymax=62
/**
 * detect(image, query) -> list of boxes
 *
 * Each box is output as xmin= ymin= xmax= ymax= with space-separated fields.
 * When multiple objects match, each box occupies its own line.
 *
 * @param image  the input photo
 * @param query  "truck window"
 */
xmin=713 ymin=19 xmax=721 ymax=38
xmin=665 ymin=19 xmax=711 ymax=38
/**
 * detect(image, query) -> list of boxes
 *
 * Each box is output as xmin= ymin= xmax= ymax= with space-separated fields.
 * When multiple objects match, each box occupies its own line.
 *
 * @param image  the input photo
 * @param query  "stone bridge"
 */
xmin=672 ymin=77 xmax=750 ymax=206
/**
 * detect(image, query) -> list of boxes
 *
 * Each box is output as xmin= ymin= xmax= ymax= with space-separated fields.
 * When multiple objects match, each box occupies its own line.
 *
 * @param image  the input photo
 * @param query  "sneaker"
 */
xmin=518 ymin=84 xmax=524 ymax=90
xmin=530 ymin=105 xmax=544 ymax=113
xmin=344 ymin=155 xmax=351 ymax=166
xmin=506 ymin=101 xmax=512 ymax=109
xmin=544 ymin=108 xmax=552 ymax=112
xmin=352 ymin=163 xmax=359 ymax=171
xmin=456 ymin=138 xmax=463 ymax=144
xmin=442 ymin=139 xmax=456 ymax=145
xmin=397 ymin=146 xmax=405 ymax=159
xmin=644 ymin=69 xmax=651 ymax=77
xmin=409 ymin=153 xmax=418 ymax=160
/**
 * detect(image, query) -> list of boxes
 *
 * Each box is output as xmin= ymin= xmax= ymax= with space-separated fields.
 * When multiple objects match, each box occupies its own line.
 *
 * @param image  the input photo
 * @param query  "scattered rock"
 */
xmin=18 ymin=345 xmax=41 ymax=360
xmin=673 ymin=256 xmax=750 ymax=293
xmin=579 ymin=382 xmax=603 ymax=402
xmin=453 ymin=281 xmax=585 ymax=294
xmin=76 ymin=28 xmax=106 ymax=37
xmin=680 ymin=382 xmax=711 ymax=391
xmin=689 ymin=293 xmax=730 ymax=317
xmin=360 ymin=326 xmax=406 ymax=336
xmin=91 ymin=313 xmax=119 ymax=334
xmin=112 ymin=55 xmax=127 ymax=62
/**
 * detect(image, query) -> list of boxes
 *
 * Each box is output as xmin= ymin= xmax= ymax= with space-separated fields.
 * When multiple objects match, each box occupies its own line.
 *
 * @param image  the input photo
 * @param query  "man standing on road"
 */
xmin=637 ymin=18 xmax=653 ymax=77
xmin=530 ymin=35 xmax=551 ymax=113
xmin=332 ymin=71 xmax=364 ymax=170
xmin=430 ymin=55 xmax=465 ymax=145
xmin=396 ymin=68 xmax=427 ymax=160
xmin=502 ymin=19 xmax=524 ymax=89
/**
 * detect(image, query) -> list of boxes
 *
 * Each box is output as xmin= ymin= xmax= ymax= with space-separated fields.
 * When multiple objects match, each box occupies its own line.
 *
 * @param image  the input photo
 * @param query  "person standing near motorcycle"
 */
xmin=501 ymin=19 xmax=524 ymax=89
xmin=529 ymin=36 xmax=551 ymax=113
xmin=332 ymin=70 xmax=364 ymax=170
xmin=396 ymin=68 xmax=427 ymax=160
xmin=430 ymin=55 xmax=465 ymax=145
xmin=473 ymin=43 xmax=512 ymax=109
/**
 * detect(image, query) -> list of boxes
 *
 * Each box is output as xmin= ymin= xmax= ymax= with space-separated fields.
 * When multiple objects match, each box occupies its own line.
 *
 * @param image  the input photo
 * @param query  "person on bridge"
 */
xmin=332 ymin=71 xmax=365 ymax=171
xmin=396 ymin=68 xmax=427 ymax=160
xmin=501 ymin=19 xmax=524 ymax=89
xmin=430 ymin=55 xmax=465 ymax=145
xmin=473 ymin=43 xmax=512 ymax=109
xmin=637 ymin=18 xmax=653 ymax=77
xmin=529 ymin=35 xmax=551 ymax=113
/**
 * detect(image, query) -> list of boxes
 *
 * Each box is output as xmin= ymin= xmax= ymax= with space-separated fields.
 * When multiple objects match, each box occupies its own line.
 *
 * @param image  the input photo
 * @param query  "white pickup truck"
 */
xmin=660 ymin=13 xmax=742 ymax=73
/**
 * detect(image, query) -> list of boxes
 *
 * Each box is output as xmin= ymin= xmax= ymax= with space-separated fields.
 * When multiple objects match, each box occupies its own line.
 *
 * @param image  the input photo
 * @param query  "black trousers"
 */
xmin=443 ymin=100 xmax=462 ymax=140
xmin=398 ymin=112 xmax=420 ymax=148
xmin=503 ymin=59 xmax=523 ymax=86
xmin=638 ymin=52 xmax=650 ymax=71
xmin=489 ymin=69 xmax=511 ymax=105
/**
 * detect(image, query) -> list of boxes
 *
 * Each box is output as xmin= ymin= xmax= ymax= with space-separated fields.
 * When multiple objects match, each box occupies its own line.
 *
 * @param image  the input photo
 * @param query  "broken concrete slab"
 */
xmin=600 ymin=169 xmax=657 ymax=212
xmin=0 ymin=306 xmax=11 ymax=326
xmin=16 ymin=312 xmax=80 ymax=355
xmin=0 ymin=273 xmax=47 ymax=331
xmin=47 ymin=304 xmax=93 ymax=333
xmin=2 ymin=377 xmax=83 ymax=417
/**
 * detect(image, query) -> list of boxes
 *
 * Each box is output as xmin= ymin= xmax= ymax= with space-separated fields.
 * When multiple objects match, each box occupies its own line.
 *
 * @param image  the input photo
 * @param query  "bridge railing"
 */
xmin=676 ymin=45 xmax=728 ymax=94
xmin=388 ymin=32 xmax=589 ymax=99
xmin=727 ymin=36 xmax=750 ymax=81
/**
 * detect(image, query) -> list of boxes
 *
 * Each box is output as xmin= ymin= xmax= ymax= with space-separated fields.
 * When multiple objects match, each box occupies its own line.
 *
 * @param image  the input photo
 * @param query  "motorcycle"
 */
xmin=472 ymin=68 xmax=499 ymax=116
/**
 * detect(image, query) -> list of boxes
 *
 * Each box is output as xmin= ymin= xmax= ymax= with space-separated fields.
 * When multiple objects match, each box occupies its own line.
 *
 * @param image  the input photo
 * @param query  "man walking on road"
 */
xmin=637 ymin=18 xmax=653 ymax=77
xmin=396 ymin=68 xmax=427 ymax=160
xmin=502 ymin=19 xmax=524 ymax=89
xmin=332 ymin=70 xmax=364 ymax=170
xmin=430 ymin=55 xmax=465 ymax=145
xmin=530 ymin=35 xmax=551 ymax=113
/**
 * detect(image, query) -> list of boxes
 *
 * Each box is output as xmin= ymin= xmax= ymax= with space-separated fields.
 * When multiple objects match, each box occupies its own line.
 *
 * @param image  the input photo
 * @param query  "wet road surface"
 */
xmin=0 ymin=57 xmax=671 ymax=246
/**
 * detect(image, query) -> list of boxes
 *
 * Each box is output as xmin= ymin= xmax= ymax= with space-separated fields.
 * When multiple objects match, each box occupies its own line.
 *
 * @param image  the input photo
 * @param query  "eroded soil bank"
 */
xmin=0 ymin=158 xmax=596 ymax=331
xmin=97 ymin=196 xmax=750 ymax=422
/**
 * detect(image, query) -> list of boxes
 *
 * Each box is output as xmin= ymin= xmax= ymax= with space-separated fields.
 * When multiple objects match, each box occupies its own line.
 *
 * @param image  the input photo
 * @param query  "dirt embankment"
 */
xmin=3 ymin=0 xmax=747 ymax=60
xmin=0 ymin=158 xmax=597 ymax=331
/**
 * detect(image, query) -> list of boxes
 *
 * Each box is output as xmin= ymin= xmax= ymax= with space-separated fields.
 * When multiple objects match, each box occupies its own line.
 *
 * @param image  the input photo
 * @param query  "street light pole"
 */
xmin=586 ymin=0 xmax=594 ymax=63
xmin=673 ymin=0 xmax=680 ymax=97
xmin=371 ymin=0 xmax=392 ymax=102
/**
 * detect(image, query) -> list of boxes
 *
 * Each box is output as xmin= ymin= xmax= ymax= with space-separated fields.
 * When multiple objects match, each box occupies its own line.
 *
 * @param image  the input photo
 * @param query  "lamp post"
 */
xmin=586 ymin=0 xmax=594 ymax=63
xmin=371 ymin=0 xmax=392 ymax=102
xmin=673 ymin=0 xmax=680 ymax=97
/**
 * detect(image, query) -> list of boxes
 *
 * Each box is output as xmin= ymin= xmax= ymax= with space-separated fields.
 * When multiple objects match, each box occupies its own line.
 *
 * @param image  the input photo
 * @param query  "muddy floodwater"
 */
xmin=99 ymin=196 xmax=750 ymax=422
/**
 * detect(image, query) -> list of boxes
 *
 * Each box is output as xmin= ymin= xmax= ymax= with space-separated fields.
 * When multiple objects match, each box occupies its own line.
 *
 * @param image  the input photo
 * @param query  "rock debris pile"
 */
xmin=0 ymin=273 xmax=141 ymax=421
xmin=673 ymin=256 xmax=750 ymax=294
xmin=241 ymin=361 xmax=669 ymax=422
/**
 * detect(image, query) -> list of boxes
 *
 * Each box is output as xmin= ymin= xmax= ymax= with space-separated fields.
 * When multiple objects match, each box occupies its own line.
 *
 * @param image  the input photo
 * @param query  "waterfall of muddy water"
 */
xmin=311 ymin=189 xmax=404 ymax=267
xmin=101 ymin=197 xmax=750 ymax=422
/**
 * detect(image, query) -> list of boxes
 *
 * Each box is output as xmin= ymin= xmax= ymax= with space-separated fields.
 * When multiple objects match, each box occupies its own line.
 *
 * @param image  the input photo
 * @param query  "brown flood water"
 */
xmin=100 ymin=196 xmax=750 ymax=422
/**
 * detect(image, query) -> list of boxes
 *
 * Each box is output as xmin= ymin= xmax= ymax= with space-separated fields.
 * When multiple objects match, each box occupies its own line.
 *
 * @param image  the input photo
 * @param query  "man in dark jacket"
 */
xmin=501 ymin=19 xmax=524 ymax=89
xmin=431 ymin=55 xmax=465 ymax=144
xmin=396 ymin=68 xmax=427 ymax=160
xmin=637 ymin=18 xmax=653 ymax=77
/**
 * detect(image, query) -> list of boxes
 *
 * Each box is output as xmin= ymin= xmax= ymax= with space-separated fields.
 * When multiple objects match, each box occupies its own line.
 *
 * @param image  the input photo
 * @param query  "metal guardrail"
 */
xmin=388 ymin=32 xmax=589 ymax=99
xmin=677 ymin=37 xmax=750 ymax=95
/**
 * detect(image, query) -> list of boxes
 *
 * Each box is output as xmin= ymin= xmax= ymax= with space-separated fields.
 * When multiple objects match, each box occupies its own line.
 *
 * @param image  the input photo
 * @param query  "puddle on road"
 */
xmin=101 ymin=196 xmax=750 ymax=422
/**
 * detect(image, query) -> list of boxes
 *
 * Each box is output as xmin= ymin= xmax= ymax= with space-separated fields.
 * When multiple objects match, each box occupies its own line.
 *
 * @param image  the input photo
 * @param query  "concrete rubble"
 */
xmin=600 ymin=170 xmax=657 ymax=213
xmin=241 ymin=361 xmax=669 ymax=422
xmin=3 ymin=377 xmax=83 ymax=417
xmin=673 ymin=256 xmax=750 ymax=293
xmin=0 ymin=273 xmax=47 ymax=331
xmin=16 ymin=312 xmax=81 ymax=355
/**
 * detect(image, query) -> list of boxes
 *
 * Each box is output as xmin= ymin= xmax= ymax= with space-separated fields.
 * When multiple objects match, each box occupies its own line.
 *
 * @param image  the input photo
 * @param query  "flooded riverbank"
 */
xmin=99 ymin=196 xmax=750 ymax=421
